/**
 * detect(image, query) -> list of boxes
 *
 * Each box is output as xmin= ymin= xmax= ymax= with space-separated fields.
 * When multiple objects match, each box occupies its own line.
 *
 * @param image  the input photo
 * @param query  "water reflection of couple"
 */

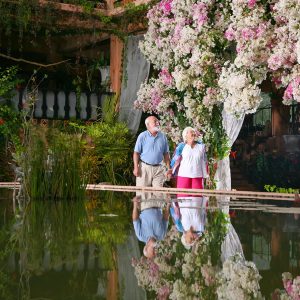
xmin=132 ymin=193 xmax=244 ymax=265
xmin=132 ymin=194 xmax=208 ymax=255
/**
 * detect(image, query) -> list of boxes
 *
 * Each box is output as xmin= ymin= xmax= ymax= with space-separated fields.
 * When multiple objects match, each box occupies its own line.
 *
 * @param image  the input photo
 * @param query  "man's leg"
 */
xmin=136 ymin=163 xmax=152 ymax=187
xmin=136 ymin=163 xmax=154 ymax=210
xmin=152 ymin=165 xmax=165 ymax=188
xmin=150 ymin=166 xmax=166 ymax=207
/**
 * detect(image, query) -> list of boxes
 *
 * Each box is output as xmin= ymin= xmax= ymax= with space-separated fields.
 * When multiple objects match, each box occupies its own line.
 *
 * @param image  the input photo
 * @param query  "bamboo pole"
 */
xmin=0 ymin=182 xmax=297 ymax=201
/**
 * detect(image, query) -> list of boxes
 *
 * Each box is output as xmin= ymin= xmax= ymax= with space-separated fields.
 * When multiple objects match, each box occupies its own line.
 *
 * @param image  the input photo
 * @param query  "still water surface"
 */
xmin=0 ymin=189 xmax=299 ymax=300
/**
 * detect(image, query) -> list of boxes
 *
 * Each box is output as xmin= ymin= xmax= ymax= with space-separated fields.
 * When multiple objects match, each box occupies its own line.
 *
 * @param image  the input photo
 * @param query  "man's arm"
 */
xmin=163 ymin=152 xmax=172 ymax=178
xmin=132 ymin=198 xmax=140 ymax=221
xmin=133 ymin=151 xmax=140 ymax=177
xmin=163 ymin=152 xmax=171 ymax=169
xmin=163 ymin=203 xmax=171 ymax=221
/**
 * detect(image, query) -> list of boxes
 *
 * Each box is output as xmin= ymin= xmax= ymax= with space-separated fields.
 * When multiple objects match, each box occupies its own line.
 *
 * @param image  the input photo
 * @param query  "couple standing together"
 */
xmin=132 ymin=116 xmax=210 ymax=257
xmin=133 ymin=115 xmax=209 ymax=191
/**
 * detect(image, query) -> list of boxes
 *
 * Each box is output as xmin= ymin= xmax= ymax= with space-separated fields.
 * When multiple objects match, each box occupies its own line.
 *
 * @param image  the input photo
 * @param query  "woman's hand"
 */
xmin=205 ymin=177 xmax=212 ymax=189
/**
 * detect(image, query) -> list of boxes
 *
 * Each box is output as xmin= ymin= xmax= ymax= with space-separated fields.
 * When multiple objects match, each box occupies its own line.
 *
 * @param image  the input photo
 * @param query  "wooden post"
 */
xmin=110 ymin=35 xmax=124 ymax=94
xmin=271 ymin=97 xmax=290 ymax=136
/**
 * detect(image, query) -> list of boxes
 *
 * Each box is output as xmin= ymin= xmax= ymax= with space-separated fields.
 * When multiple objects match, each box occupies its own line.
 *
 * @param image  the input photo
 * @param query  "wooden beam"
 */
xmin=4 ymin=0 xmax=150 ymax=31
xmin=38 ymin=0 xmax=152 ymax=17
xmin=110 ymin=35 xmax=124 ymax=94
xmin=0 ymin=182 xmax=297 ymax=200
xmin=57 ymin=33 xmax=110 ymax=53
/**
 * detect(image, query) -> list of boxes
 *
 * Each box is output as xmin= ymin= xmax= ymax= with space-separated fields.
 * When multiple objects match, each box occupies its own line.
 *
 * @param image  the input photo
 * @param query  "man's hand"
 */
xmin=133 ymin=196 xmax=141 ymax=209
xmin=133 ymin=167 xmax=140 ymax=177
xmin=165 ymin=169 xmax=172 ymax=180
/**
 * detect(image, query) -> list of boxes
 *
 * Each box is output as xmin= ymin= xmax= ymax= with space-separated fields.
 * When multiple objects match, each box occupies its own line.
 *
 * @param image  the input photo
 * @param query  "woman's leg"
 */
xmin=177 ymin=176 xmax=192 ymax=197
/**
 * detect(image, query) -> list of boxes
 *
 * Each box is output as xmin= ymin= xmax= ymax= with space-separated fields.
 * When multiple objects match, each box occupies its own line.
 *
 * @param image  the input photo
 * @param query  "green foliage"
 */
xmin=0 ymin=66 xmax=21 ymax=99
xmin=86 ymin=121 xmax=135 ymax=184
xmin=0 ymin=105 xmax=23 ymax=147
xmin=205 ymin=208 xmax=229 ymax=266
xmin=18 ymin=125 xmax=92 ymax=200
xmin=264 ymin=185 xmax=299 ymax=194
xmin=206 ymin=106 xmax=230 ymax=162
xmin=102 ymin=94 xmax=119 ymax=124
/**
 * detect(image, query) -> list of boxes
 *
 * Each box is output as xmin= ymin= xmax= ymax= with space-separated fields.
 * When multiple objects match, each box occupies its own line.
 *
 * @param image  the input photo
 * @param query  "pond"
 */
xmin=0 ymin=188 xmax=299 ymax=300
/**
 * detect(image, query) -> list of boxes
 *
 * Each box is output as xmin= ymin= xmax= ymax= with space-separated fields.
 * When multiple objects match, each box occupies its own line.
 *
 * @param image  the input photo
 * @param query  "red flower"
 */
xmin=229 ymin=210 xmax=236 ymax=218
xmin=0 ymin=118 xmax=5 ymax=126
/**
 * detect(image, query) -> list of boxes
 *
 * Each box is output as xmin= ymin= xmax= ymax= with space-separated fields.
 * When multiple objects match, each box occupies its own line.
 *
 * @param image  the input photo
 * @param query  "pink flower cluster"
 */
xmin=283 ymin=77 xmax=300 ymax=103
xmin=273 ymin=272 xmax=300 ymax=300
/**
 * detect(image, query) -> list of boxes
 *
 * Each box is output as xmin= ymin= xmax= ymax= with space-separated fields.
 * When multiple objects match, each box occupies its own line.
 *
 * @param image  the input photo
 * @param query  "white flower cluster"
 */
xmin=136 ymin=0 xmax=232 ymax=145
xmin=271 ymin=0 xmax=300 ymax=103
xmin=218 ymin=64 xmax=263 ymax=116
xmin=216 ymin=253 xmax=264 ymax=300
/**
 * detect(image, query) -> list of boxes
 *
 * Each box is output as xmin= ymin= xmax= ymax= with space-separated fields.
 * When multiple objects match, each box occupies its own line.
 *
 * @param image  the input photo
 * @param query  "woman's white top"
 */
xmin=178 ymin=197 xmax=208 ymax=232
xmin=177 ymin=143 xmax=208 ymax=178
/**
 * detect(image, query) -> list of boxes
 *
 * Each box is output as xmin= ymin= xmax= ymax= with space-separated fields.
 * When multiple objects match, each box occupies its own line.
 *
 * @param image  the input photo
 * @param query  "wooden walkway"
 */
xmin=0 ymin=182 xmax=298 ymax=201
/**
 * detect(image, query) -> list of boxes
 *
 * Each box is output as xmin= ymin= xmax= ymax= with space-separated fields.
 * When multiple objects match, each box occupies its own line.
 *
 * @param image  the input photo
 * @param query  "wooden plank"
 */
xmin=0 ymin=182 xmax=297 ymax=201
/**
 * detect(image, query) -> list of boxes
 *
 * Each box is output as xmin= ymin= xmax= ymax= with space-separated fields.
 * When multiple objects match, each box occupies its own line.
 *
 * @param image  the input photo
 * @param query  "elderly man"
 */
xmin=133 ymin=115 xmax=171 ymax=187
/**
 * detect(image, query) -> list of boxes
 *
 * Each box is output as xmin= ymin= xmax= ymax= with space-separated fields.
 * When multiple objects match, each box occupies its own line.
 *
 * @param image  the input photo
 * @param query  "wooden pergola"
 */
xmin=0 ymin=0 xmax=153 ymax=94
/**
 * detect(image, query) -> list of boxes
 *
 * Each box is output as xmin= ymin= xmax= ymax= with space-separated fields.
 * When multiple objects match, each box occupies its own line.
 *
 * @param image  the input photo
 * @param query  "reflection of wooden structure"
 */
xmin=232 ymin=211 xmax=300 ymax=296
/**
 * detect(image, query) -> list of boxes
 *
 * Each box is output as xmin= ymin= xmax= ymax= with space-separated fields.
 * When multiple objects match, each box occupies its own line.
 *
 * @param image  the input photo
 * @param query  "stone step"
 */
xmin=230 ymin=164 xmax=258 ymax=191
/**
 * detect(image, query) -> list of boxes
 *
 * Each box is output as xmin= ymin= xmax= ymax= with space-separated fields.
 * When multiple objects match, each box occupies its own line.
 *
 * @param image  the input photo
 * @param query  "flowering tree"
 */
xmin=135 ymin=0 xmax=300 ymax=166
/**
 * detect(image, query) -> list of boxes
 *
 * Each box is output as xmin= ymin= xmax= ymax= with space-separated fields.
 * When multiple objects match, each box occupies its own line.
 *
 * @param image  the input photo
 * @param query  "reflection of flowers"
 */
xmin=132 ymin=210 xmax=263 ymax=299
xmin=216 ymin=253 xmax=263 ymax=300
xmin=273 ymin=272 xmax=300 ymax=300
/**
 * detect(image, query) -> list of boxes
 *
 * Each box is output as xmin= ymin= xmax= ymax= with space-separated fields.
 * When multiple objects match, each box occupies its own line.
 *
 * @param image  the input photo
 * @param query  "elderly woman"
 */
xmin=171 ymin=126 xmax=209 ymax=191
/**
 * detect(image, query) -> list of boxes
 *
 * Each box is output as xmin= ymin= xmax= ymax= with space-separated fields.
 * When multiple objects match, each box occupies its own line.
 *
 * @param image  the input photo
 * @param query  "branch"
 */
xmin=0 ymin=53 xmax=70 ymax=68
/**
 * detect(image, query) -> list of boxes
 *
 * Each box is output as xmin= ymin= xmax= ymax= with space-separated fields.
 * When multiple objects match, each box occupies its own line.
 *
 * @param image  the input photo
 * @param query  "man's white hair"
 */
xmin=145 ymin=116 xmax=158 ymax=128
xmin=143 ymin=245 xmax=148 ymax=257
xmin=182 ymin=126 xmax=195 ymax=143
xmin=145 ymin=118 xmax=150 ymax=127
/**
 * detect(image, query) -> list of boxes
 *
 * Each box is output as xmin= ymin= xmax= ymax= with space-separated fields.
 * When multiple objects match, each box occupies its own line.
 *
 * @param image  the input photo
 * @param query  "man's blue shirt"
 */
xmin=133 ymin=208 xmax=168 ymax=243
xmin=134 ymin=130 xmax=169 ymax=165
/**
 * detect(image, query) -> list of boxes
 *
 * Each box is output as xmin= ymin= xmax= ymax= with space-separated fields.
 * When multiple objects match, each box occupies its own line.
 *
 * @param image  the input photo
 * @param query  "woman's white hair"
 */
xmin=181 ymin=233 xmax=195 ymax=250
xmin=182 ymin=126 xmax=196 ymax=143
